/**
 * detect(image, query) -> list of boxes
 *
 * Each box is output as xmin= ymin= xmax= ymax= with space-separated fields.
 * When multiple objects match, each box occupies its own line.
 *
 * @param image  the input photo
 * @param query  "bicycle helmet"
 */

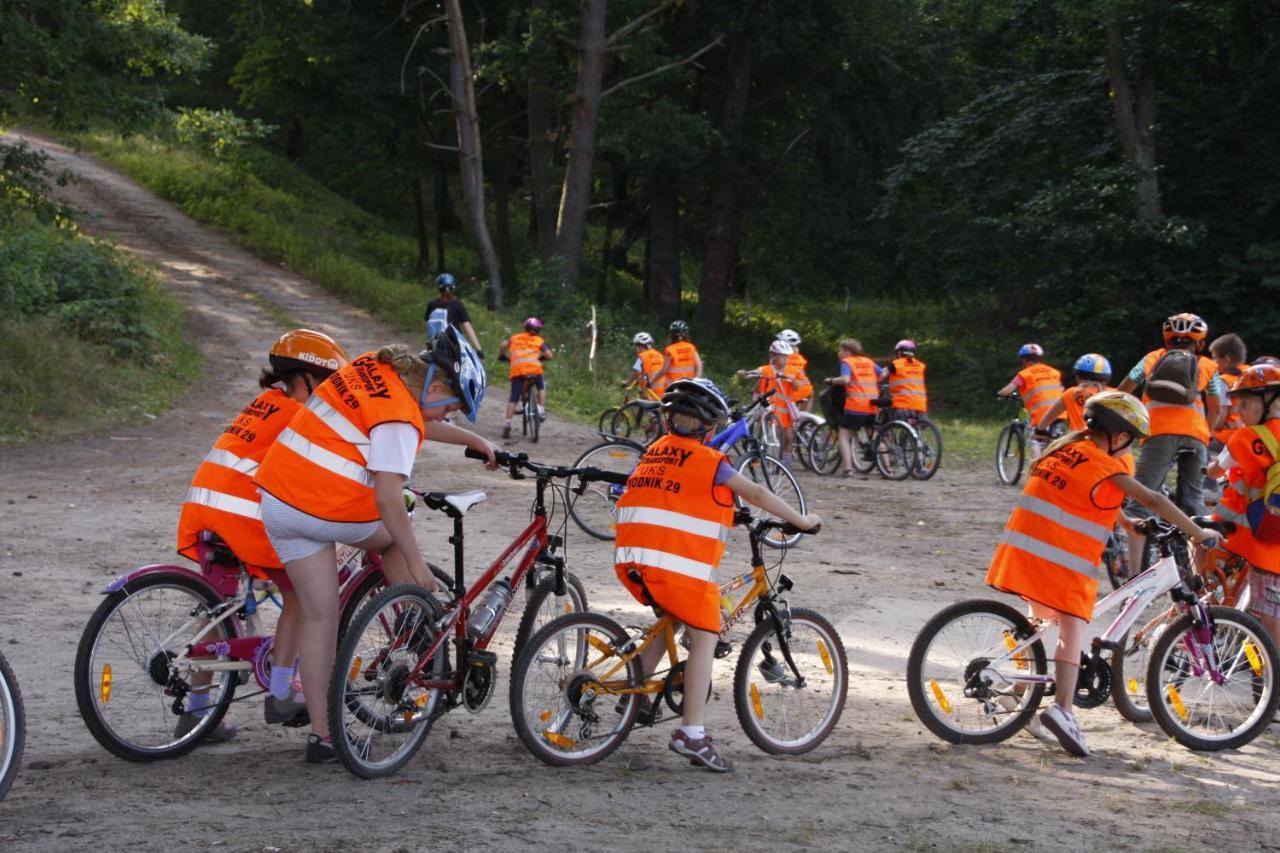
xmin=435 ymin=272 xmax=457 ymax=290
xmin=269 ymin=329 xmax=349 ymax=376
xmin=1083 ymin=391 xmax=1149 ymax=438
xmin=1018 ymin=343 xmax=1045 ymax=359
xmin=1229 ymin=364 xmax=1280 ymax=395
xmin=661 ymin=378 xmax=731 ymax=431
xmin=1253 ymin=355 xmax=1280 ymax=366
xmin=1162 ymin=312 xmax=1208 ymax=344
xmin=420 ymin=325 xmax=487 ymax=422
xmin=777 ymin=329 xmax=802 ymax=347
xmin=524 ymin=317 xmax=543 ymax=333
xmin=1073 ymin=353 xmax=1112 ymax=383
xmin=632 ymin=332 xmax=654 ymax=347
xmin=769 ymin=339 xmax=794 ymax=357
xmin=895 ymin=339 xmax=917 ymax=355
xmin=669 ymin=319 xmax=690 ymax=338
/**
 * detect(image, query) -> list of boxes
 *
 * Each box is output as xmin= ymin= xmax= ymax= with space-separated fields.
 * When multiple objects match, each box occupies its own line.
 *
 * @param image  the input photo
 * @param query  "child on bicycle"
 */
xmin=887 ymin=339 xmax=928 ymax=419
xmin=625 ymin=331 xmax=666 ymax=397
xmin=737 ymin=339 xmax=800 ymax=464
xmin=823 ymin=338 xmax=885 ymax=476
xmin=777 ymin=329 xmax=813 ymax=413
xmin=614 ymin=378 xmax=821 ymax=773
xmin=986 ymin=391 xmax=1216 ymax=757
xmin=997 ymin=343 xmax=1064 ymax=457
xmin=254 ymin=328 xmax=498 ymax=762
xmin=499 ymin=317 xmax=552 ymax=440
xmin=661 ymin=320 xmax=703 ymax=386
xmin=176 ymin=329 xmax=349 ymax=741
xmin=1036 ymin=353 xmax=1112 ymax=433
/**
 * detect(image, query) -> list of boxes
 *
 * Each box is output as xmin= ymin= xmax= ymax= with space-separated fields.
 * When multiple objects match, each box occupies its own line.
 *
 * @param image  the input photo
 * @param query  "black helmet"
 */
xmin=661 ymin=378 xmax=730 ymax=433
xmin=669 ymin=319 xmax=690 ymax=338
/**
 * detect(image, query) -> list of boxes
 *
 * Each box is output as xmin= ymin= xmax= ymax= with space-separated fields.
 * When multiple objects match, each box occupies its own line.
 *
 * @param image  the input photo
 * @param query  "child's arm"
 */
xmin=996 ymin=379 xmax=1018 ymax=398
xmin=1036 ymin=397 xmax=1067 ymax=431
xmin=723 ymin=472 xmax=821 ymax=532
xmin=1112 ymin=474 xmax=1216 ymax=545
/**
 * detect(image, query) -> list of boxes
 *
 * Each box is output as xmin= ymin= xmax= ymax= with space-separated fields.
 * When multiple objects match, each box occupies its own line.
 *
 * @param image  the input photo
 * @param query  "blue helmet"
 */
xmin=436 ymin=272 xmax=457 ymax=290
xmin=1018 ymin=343 xmax=1044 ymax=359
xmin=420 ymin=325 xmax=486 ymax=422
xmin=1073 ymin=353 xmax=1112 ymax=382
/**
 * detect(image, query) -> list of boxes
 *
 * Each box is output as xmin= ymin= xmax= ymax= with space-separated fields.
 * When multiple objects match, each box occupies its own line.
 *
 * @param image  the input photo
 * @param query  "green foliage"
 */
xmin=171 ymin=107 xmax=274 ymax=157
xmin=0 ymin=141 xmax=73 ymax=226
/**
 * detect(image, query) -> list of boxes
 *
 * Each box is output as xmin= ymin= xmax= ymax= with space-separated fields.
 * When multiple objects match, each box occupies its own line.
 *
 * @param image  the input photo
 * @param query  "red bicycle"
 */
xmin=327 ymin=448 xmax=627 ymax=778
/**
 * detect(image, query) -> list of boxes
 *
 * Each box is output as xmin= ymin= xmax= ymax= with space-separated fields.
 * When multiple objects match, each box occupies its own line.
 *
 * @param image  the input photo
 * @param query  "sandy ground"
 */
xmin=1 ymin=131 xmax=1278 ymax=853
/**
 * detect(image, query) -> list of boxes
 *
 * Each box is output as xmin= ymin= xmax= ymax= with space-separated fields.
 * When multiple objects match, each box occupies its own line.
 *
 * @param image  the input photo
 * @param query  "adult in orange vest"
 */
xmin=176 ymin=329 xmax=349 ymax=741
xmin=1206 ymin=364 xmax=1280 ymax=651
xmin=1037 ymin=353 xmax=1113 ymax=434
xmin=625 ymin=331 xmax=666 ymax=397
xmin=498 ymin=317 xmax=553 ymax=440
xmin=615 ymin=378 xmax=821 ymax=772
xmin=661 ymin=320 xmax=703 ymax=387
xmin=777 ymin=329 xmax=813 ymax=412
xmin=997 ymin=343 xmax=1064 ymax=436
xmin=887 ymin=339 xmax=928 ymax=416
xmin=986 ymin=392 xmax=1216 ymax=756
xmin=823 ymin=338 xmax=886 ymax=476
xmin=736 ymin=339 xmax=800 ymax=463
xmin=255 ymin=327 xmax=496 ymax=762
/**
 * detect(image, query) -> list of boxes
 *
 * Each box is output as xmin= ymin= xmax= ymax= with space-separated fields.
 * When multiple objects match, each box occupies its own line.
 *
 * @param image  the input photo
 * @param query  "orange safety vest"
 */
xmin=889 ymin=357 xmax=928 ymax=413
xmin=1016 ymin=363 xmax=1063 ymax=424
xmin=614 ymin=435 xmax=735 ymax=632
xmin=786 ymin=352 xmax=813 ymax=402
xmin=755 ymin=364 xmax=798 ymax=426
xmin=1139 ymin=348 xmax=1217 ymax=444
xmin=663 ymin=340 xmax=700 ymax=384
xmin=986 ymin=439 xmax=1134 ymax=620
xmin=1061 ymin=384 xmax=1113 ymax=432
xmin=638 ymin=347 xmax=667 ymax=394
xmin=255 ymin=353 xmax=425 ymax=523
xmin=507 ymin=332 xmax=546 ymax=379
xmin=1213 ymin=363 xmax=1250 ymax=445
xmin=1213 ymin=419 xmax=1280 ymax=574
xmin=841 ymin=355 xmax=880 ymax=414
xmin=177 ymin=389 xmax=301 ymax=576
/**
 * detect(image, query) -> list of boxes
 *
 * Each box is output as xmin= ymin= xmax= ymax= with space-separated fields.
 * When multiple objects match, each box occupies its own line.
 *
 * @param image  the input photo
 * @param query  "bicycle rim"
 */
xmin=0 ymin=651 xmax=23 ymax=800
xmin=567 ymin=442 xmax=642 ymax=540
xmin=875 ymin=422 xmax=917 ymax=481
xmin=910 ymin=419 xmax=942 ymax=481
xmin=1110 ymin=596 xmax=1176 ymax=723
xmin=996 ymin=424 xmax=1024 ymax=486
xmin=735 ymin=454 xmax=805 ymax=549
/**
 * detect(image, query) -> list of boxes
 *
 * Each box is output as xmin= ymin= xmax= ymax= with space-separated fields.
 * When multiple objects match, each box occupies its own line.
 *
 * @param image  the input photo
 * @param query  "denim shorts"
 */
xmin=508 ymin=374 xmax=546 ymax=404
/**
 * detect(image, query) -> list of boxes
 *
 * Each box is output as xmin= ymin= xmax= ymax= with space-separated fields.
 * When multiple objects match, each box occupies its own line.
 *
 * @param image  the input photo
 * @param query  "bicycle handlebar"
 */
xmin=1134 ymin=516 xmax=1235 ymax=540
xmin=463 ymin=447 xmax=629 ymax=484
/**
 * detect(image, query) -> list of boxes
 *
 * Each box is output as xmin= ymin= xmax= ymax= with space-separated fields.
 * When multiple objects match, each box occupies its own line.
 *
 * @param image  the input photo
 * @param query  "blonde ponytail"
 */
xmin=376 ymin=344 xmax=430 ymax=393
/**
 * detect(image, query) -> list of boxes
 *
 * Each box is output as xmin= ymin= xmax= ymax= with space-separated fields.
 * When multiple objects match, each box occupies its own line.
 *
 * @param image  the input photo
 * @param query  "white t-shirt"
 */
xmin=367 ymin=422 xmax=421 ymax=477
xmin=632 ymin=356 xmax=644 ymax=371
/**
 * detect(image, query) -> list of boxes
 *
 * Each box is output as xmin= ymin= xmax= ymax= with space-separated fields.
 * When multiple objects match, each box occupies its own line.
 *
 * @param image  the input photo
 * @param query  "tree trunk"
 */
xmin=648 ymin=173 xmax=681 ymax=324
xmin=445 ymin=0 xmax=505 ymax=308
xmin=1236 ymin=0 xmax=1259 ymax=74
xmin=554 ymin=0 xmax=607 ymax=290
xmin=697 ymin=0 xmax=763 ymax=337
xmin=1104 ymin=1 xmax=1162 ymax=220
xmin=412 ymin=175 xmax=431 ymax=272
xmin=434 ymin=162 xmax=451 ymax=273
xmin=527 ymin=0 xmax=559 ymax=258
xmin=492 ymin=127 xmax=518 ymax=295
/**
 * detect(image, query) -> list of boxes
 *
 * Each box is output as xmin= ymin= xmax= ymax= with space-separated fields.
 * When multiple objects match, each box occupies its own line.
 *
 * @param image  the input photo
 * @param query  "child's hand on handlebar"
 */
xmin=1192 ymin=527 xmax=1220 ymax=549
xmin=471 ymin=439 xmax=500 ymax=470
xmin=799 ymin=513 xmax=822 ymax=534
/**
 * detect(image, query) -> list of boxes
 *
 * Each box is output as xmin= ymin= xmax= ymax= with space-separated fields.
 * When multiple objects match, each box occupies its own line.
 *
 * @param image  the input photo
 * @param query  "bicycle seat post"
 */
xmin=449 ymin=513 xmax=466 ymax=607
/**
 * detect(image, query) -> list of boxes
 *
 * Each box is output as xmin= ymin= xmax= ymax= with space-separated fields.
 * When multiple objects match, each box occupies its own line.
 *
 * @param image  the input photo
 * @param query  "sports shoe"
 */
xmin=174 ymin=713 xmax=237 ymax=743
xmin=1039 ymin=703 xmax=1089 ymax=757
xmin=264 ymin=692 xmax=310 ymax=727
xmin=993 ymin=694 xmax=1055 ymax=745
xmin=305 ymin=733 xmax=338 ymax=764
xmin=669 ymin=730 xmax=733 ymax=773
xmin=502 ymin=425 xmax=511 ymax=440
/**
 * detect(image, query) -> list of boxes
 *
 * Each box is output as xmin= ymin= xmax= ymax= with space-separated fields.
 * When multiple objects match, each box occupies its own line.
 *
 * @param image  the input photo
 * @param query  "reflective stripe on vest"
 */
xmin=1018 ymin=364 xmax=1063 ymax=420
xmin=307 ymin=396 xmax=370 ymax=461
xmin=1015 ymin=494 xmax=1111 ymax=545
xmin=616 ymin=506 xmax=730 ymax=544
xmin=276 ymin=427 xmax=374 ymax=487
xmin=203 ymin=448 xmax=259 ymax=477
xmin=615 ymin=546 xmax=717 ymax=582
xmin=889 ymin=358 xmax=927 ymax=411
xmin=185 ymin=487 xmax=262 ymax=521
xmin=998 ymin=530 xmax=1100 ymax=577
xmin=842 ymin=356 xmax=879 ymax=413
xmin=508 ymin=333 xmax=545 ymax=377
xmin=664 ymin=342 xmax=698 ymax=380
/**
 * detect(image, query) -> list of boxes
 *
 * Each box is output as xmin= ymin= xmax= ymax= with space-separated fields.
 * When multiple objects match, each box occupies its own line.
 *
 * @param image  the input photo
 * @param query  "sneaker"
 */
xmin=174 ymin=713 xmax=237 ymax=743
xmin=669 ymin=730 xmax=733 ymax=773
xmin=1039 ymin=704 xmax=1089 ymax=757
xmin=502 ymin=425 xmax=511 ymax=440
xmin=305 ymin=733 xmax=339 ymax=764
xmin=264 ymin=692 xmax=310 ymax=727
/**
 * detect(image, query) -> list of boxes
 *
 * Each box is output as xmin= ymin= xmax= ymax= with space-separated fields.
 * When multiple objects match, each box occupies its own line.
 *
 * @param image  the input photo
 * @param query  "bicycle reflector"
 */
xmin=1244 ymin=640 xmax=1264 ymax=677
xmin=100 ymin=663 xmax=113 ymax=704
xmin=750 ymin=683 xmax=764 ymax=720
xmin=348 ymin=656 xmax=363 ymax=683
xmin=1166 ymin=684 xmax=1189 ymax=721
xmin=817 ymin=640 xmax=834 ymax=675
xmin=543 ymin=730 xmax=576 ymax=748
xmin=929 ymin=680 xmax=953 ymax=716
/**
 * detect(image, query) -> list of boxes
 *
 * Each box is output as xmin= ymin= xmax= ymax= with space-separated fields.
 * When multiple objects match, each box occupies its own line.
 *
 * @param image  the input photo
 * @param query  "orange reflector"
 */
xmin=817 ymin=640 xmax=833 ymax=675
xmin=414 ymin=693 xmax=429 ymax=707
xmin=1004 ymin=631 xmax=1028 ymax=671
xmin=1244 ymin=641 xmax=1263 ymax=677
xmin=750 ymin=683 xmax=764 ymax=720
xmin=539 ymin=710 xmax=552 ymax=723
xmin=1127 ymin=678 xmax=1139 ymax=696
xmin=1166 ymin=684 xmax=1189 ymax=721
xmin=348 ymin=656 xmax=363 ymax=682
xmin=543 ymin=730 xmax=576 ymax=748
xmin=101 ymin=663 xmax=113 ymax=704
xmin=929 ymin=680 xmax=952 ymax=716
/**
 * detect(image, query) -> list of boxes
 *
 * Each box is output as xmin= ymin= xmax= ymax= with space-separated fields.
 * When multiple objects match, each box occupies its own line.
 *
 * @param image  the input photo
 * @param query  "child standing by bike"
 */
xmin=614 ymin=378 xmax=821 ymax=773
xmin=823 ymin=338 xmax=885 ymax=476
xmin=777 ymin=329 xmax=813 ymax=413
xmin=737 ymin=339 xmax=800 ymax=463
xmin=499 ymin=317 xmax=552 ymax=440
xmin=986 ymin=392 xmax=1216 ymax=756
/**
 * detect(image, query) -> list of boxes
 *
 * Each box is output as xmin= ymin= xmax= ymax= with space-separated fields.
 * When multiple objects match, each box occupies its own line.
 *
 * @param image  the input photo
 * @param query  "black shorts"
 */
xmin=840 ymin=412 xmax=874 ymax=431
xmin=509 ymin=374 xmax=546 ymax=403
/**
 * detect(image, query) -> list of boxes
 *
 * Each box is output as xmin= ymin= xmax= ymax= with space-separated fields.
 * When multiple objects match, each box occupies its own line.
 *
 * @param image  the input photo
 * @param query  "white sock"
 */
xmin=187 ymin=689 xmax=211 ymax=717
xmin=679 ymin=725 xmax=706 ymax=740
xmin=269 ymin=664 xmax=296 ymax=700
xmin=504 ymin=417 xmax=512 ymax=427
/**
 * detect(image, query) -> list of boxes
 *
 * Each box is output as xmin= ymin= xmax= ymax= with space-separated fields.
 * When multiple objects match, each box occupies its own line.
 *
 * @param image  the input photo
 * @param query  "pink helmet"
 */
xmin=524 ymin=317 xmax=543 ymax=332
xmin=895 ymin=339 xmax=917 ymax=354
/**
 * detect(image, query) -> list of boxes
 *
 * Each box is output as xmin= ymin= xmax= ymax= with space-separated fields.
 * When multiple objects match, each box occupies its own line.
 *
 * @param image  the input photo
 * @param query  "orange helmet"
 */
xmin=269 ymin=329 xmax=349 ymax=376
xmin=1228 ymin=364 xmax=1280 ymax=395
xmin=1162 ymin=313 xmax=1208 ymax=344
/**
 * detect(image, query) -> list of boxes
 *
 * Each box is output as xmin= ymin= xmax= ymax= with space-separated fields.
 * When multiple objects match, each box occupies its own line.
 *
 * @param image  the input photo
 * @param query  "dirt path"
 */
xmin=1 ymin=131 xmax=1277 ymax=852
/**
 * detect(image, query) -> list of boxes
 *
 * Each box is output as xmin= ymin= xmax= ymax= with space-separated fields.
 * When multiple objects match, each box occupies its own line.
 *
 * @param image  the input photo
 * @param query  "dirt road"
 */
xmin=1 ymin=131 xmax=1277 ymax=852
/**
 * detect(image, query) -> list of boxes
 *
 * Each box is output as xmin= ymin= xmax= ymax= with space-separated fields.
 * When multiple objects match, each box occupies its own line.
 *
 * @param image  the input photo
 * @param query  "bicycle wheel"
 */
xmin=512 ymin=571 xmax=589 ymax=657
xmin=793 ymin=420 xmax=818 ymax=471
xmin=597 ymin=407 xmax=622 ymax=438
xmin=567 ymin=441 xmax=643 ymax=540
xmin=909 ymin=418 xmax=943 ymax=481
xmin=338 ymin=566 xmax=385 ymax=640
xmin=0 ymin=650 xmax=24 ymax=801
xmin=1102 ymin=527 xmax=1134 ymax=590
xmin=733 ymin=607 xmax=847 ymax=754
xmin=850 ymin=429 xmax=875 ymax=474
xmin=329 ymin=583 xmax=447 ymax=778
xmin=1110 ymin=597 xmax=1178 ymax=724
xmin=509 ymin=611 xmax=642 ymax=766
xmin=806 ymin=423 xmax=841 ymax=475
xmin=874 ymin=421 xmax=918 ymax=481
xmin=734 ymin=453 xmax=807 ymax=549
xmin=523 ymin=396 xmax=540 ymax=443
xmin=995 ymin=423 xmax=1025 ymax=486
xmin=906 ymin=599 xmax=1048 ymax=744
xmin=73 ymin=573 xmax=238 ymax=761
xmin=1145 ymin=605 xmax=1280 ymax=751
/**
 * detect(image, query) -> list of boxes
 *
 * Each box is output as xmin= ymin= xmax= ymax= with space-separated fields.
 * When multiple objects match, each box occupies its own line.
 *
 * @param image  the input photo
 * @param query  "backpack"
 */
xmin=1244 ymin=425 xmax=1280 ymax=543
xmin=1145 ymin=350 xmax=1200 ymax=405
xmin=426 ymin=306 xmax=450 ymax=341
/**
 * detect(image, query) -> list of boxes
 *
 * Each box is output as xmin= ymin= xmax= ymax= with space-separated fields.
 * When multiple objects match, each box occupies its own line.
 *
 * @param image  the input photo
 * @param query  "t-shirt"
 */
xmin=367 ymin=422 xmax=421 ymax=477
xmin=714 ymin=460 xmax=736 ymax=485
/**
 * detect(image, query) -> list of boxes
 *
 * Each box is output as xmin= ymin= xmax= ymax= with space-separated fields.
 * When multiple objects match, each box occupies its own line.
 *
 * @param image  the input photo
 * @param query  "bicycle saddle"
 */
xmin=635 ymin=399 xmax=661 ymax=410
xmin=422 ymin=489 xmax=487 ymax=515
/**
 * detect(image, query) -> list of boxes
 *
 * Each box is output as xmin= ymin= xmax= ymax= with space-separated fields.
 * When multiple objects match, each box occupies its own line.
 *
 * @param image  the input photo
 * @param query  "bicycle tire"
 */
xmin=909 ymin=418 xmax=943 ymax=481
xmin=1145 ymin=605 xmax=1280 ymax=751
xmin=1110 ymin=597 xmax=1177 ymax=724
xmin=850 ymin=429 xmax=876 ymax=474
xmin=509 ymin=611 xmax=642 ymax=767
xmin=0 ymin=649 xmax=24 ymax=801
xmin=733 ymin=607 xmax=847 ymax=755
xmin=512 ymin=571 xmax=589 ymax=658
xmin=875 ymin=421 xmax=918 ymax=481
xmin=329 ymin=583 xmax=447 ymax=778
xmin=74 ymin=573 xmax=238 ymax=761
xmin=996 ymin=423 xmax=1025 ymax=486
xmin=566 ymin=440 xmax=644 ymax=540
xmin=337 ymin=567 xmax=385 ymax=640
xmin=906 ymin=599 xmax=1047 ymax=745
xmin=597 ymin=407 xmax=622 ymax=438
xmin=806 ymin=423 xmax=841 ymax=475
xmin=793 ymin=420 xmax=818 ymax=471
xmin=734 ymin=453 xmax=806 ymax=549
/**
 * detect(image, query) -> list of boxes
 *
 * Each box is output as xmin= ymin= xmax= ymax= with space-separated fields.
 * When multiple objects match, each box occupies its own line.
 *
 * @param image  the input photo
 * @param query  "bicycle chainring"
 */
xmin=1073 ymin=653 xmax=1112 ymax=710
xmin=462 ymin=658 xmax=496 ymax=713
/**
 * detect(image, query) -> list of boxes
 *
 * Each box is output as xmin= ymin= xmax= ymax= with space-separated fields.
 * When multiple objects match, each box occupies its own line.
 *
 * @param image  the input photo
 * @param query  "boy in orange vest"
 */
xmin=997 ymin=343 xmax=1063 ymax=457
xmin=624 ymin=331 xmax=666 ymax=397
xmin=661 ymin=320 xmax=703 ymax=386
xmin=823 ymin=338 xmax=886 ymax=476
xmin=498 ymin=317 xmax=553 ymax=439
xmin=777 ymin=329 xmax=813 ymax=412
xmin=615 ymin=378 xmax=821 ymax=772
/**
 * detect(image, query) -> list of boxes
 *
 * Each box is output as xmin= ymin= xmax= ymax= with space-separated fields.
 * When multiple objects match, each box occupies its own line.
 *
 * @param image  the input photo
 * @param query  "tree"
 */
xmin=1104 ymin=0 xmax=1162 ymax=219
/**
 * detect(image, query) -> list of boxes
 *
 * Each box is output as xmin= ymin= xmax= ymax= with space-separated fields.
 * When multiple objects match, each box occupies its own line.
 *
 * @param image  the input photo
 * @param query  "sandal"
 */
xmin=669 ymin=730 xmax=733 ymax=773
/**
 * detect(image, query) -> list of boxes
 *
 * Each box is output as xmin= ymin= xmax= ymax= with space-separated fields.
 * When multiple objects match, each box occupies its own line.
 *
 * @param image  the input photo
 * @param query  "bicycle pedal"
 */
xmin=714 ymin=640 xmax=733 ymax=659
xmin=466 ymin=649 xmax=498 ymax=668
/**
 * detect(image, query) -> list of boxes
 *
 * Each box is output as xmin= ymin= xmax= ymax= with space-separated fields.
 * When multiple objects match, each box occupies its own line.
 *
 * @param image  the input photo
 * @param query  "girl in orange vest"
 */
xmin=887 ymin=339 xmax=928 ymax=415
xmin=499 ymin=317 xmax=553 ymax=439
xmin=823 ymin=338 xmax=886 ymax=476
xmin=615 ymin=378 xmax=821 ymax=772
xmin=777 ymin=329 xmax=813 ymax=412
xmin=986 ymin=392 xmax=1216 ymax=756
xmin=624 ymin=331 xmax=666 ymax=397
xmin=997 ymin=343 xmax=1064 ymax=445
xmin=736 ymin=339 xmax=800 ymax=463
xmin=1036 ymin=353 xmax=1113 ymax=434
xmin=661 ymin=319 xmax=703 ymax=387
xmin=176 ymin=329 xmax=349 ymax=741
xmin=254 ymin=327 xmax=497 ymax=762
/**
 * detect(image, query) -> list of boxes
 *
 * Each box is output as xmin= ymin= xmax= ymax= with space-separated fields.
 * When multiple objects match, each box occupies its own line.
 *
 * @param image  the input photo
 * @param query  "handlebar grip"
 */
xmin=582 ymin=468 xmax=629 ymax=486
xmin=778 ymin=521 xmax=821 ymax=536
xmin=465 ymin=447 xmax=512 ymax=466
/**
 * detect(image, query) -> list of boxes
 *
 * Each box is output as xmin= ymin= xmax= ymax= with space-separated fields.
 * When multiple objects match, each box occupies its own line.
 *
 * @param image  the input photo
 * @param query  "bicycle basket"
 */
xmin=819 ymin=385 xmax=842 ymax=423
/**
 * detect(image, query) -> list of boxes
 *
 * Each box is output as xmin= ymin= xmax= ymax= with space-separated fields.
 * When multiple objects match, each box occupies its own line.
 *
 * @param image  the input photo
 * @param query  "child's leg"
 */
xmin=1027 ymin=601 xmax=1083 ymax=707
xmin=269 ymin=590 xmax=302 ymax=698
xmin=837 ymin=426 xmax=854 ymax=472
xmin=283 ymin=546 xmax=341 ymax=741
xmin=680 ymin=628 xmax=717 ymax=727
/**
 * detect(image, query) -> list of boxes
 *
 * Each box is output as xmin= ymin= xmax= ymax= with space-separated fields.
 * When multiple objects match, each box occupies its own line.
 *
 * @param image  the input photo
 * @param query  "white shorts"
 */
xmin=259 ymin=492 xmax=381 ymax=564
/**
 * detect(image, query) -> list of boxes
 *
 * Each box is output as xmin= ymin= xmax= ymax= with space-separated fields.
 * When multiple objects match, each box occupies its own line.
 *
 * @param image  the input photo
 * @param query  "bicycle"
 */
xmin=519 ymin=378 xmax=541 ymax=443
xmin=326 ymin=449 xmax=627 ymax=778
xmin=907 ymin=517 xmax=1280 ymax=751
xmin=896 ymin=411 xmax=943 ymax=480
xmin=807 ymin=398 xmax=920 ymax=481
xmin=599 ymin=387 xmax=664 ymax=443
xmin=995 ymin=397 xmax=1066 ymax=486
xmin=508 ymin=511 xmax=846 ymax=766
xmin=792 ymin=410 xmax=826 ymax=472
xmin=0 ymin=648 xmax=24 ymax=801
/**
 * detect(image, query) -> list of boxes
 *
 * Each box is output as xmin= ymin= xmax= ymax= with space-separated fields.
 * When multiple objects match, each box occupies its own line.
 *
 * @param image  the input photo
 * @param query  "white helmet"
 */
xmin=769 ymin=339 xmax=794 ymax=356
xmin=632 ymin=332 xmax=654 ymax=347
xmin=777 ymin=329 xmax=802 ymax=347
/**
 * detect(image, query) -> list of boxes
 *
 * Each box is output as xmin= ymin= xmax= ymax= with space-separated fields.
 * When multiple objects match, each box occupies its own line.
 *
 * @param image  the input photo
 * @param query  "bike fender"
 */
xmin=102 ymin=564 xmax=223 ymax=595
